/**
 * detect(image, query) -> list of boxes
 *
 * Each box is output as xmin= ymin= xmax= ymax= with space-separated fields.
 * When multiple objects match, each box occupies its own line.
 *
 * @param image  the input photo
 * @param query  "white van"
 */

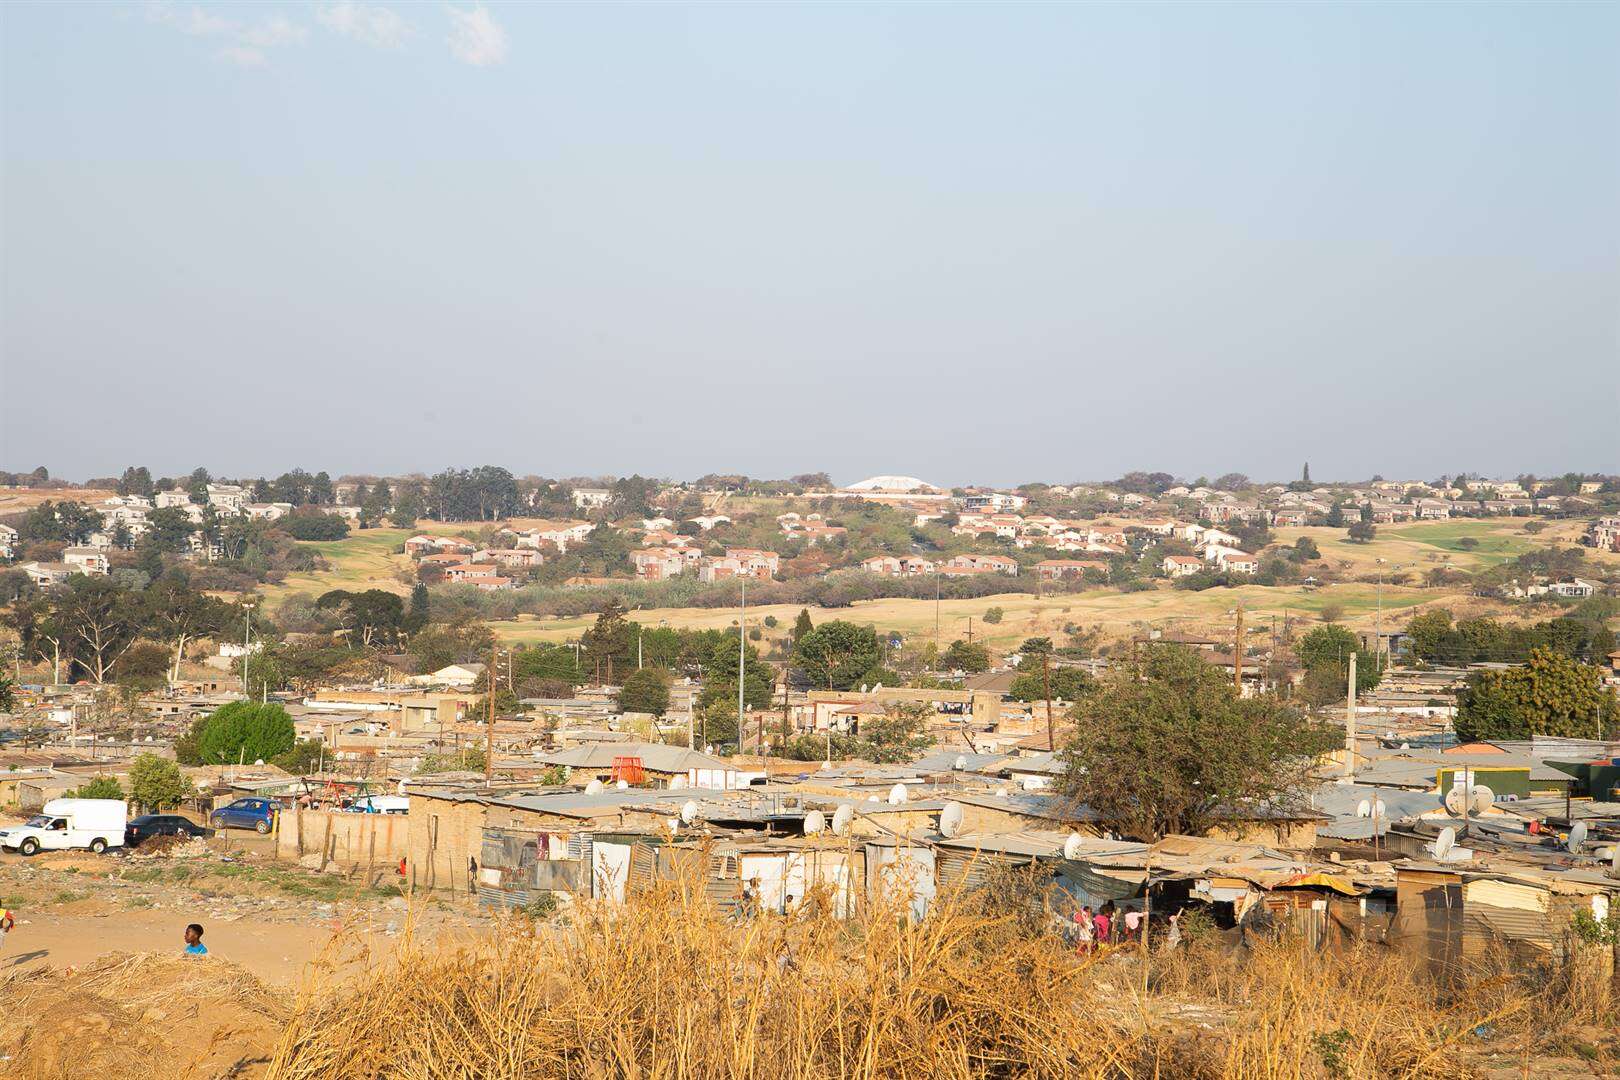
xmin=0 ymin=798 xmax=127 ymax=855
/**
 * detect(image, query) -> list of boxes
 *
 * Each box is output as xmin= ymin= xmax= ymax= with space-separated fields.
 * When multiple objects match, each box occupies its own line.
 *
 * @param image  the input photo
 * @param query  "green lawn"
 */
xmin=261 ymin=528 xmax=414 ymax=606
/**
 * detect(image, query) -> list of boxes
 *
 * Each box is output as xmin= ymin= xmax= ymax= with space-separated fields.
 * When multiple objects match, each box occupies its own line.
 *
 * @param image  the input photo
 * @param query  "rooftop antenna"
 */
xmin=887 ymin=783 xmax=908 ymax=805
xmin=953 ymin=754 xmax=967 ymax=771
xmin=939 ymin=801 xmax=964 ymax=839
xmin=585 ymin=779 xmax=605 ymax=795
xmin=1568 ymin=820 xmax=1588 ymax=855
xmin=831 ymin=805 xmax=854 ymax=836
xmin=804 ymin=809 xmax=826 ymax=836
xmin=680 ymin=799 xmax=699 ymax=824
xmin=1433 ymin=826 xmax=1456 ymax=862
xmin=1062 ymin=833 xmax=1085 ymax=861
xmin=1468 ymin=785 xmax=1494 ymax=814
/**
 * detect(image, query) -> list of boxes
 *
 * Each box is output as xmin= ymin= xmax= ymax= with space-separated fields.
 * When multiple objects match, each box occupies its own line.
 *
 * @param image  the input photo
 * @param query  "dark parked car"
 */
xmin=210 ymin=797 xmax=278 ymax=834
xmin=125 ymin=814 xmax=214 ymax=846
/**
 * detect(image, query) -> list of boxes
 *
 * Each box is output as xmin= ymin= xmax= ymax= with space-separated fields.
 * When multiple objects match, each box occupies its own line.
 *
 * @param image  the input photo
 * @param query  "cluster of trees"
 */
xmin=1455 ymin=649 xmax=1616 ymax=743
xmin=1406 ymin=609 xmax=1614 ymax=666
xmin=4 ymin=572 xmax=245 ymax=685
xmin=1006 ymin=638 xmax=1093 ymax=702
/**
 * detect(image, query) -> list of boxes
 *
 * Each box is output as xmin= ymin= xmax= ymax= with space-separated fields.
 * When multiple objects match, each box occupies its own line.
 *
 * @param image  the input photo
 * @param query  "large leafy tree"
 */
xmin=1059 ymin=645 xmax=1340 ymax=840
xmin=1295 ymin=624 xmax=1381 ymax=705
xmin=581 ymin=601 xmax=635 ymax=682
xmin=54 ymin=576 xmax=145 ymax=683
xmin=698 ymin=636 xmax=774 ymax=711
xmin=1455 ymin=648 xmax=1618 ymax=742
xmin=617 ymin=667 xmax=672 ymax=717
xmin=129 ymin=753 xmax=193 ymax=811
xmin=792 ymin=621 xmax=882 ymax=690
xmin=315 ymin=589 xmax=406 ymax=647
xmin=196 ymin=701 xmax=297 ymax=765
xmin=146 ymin=574 xmax=236 ymax=686
xmin=940 ymin=639 xmax=991 ymax=674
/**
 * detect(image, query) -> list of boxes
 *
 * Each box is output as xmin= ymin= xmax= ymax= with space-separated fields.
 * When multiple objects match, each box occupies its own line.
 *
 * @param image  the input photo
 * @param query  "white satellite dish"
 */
xmin=1443 ymin=788 xmax=1466 ymax=816
xmin=665 ymin=817 xmax=680 ymax=834
xmin=1433 ymin=826 xmax=1456 ymax=861
xmin=804 ymin=809 xmax=826 ymax=835
xmin=1372 ymin=799 xmax=1386 ymax=818
xmin=871 ymin=683 xmax=883 ymax=692
xmin=585 ymin=779 xmax=605 ymax=795
xmin=680 ymin=799 xmax=699 ymax=824
xmin=616 ymin=779 xmax=629 ymax=790
xmin=887 ymin=783 xmax=908 ymax=805
xmin=1356 ymin=800 xmax=1371 ymax=819
xmin=939 ymin=801 xmax=964 ymax=839
xmin=954 ymin=755 xmax=967 ymax=771
xmin=1468 ymin=785 xmax=1493 ymax=814
xmin=867 ymin=794 xmax=880 ymax=803
xmin=1062 ymin=833 xmax=1085 ymax=861
xmin=1568 ymin=821 xmax=1588 ymax=854
xmin=254 ymin=758 xmax=265 ymax=766
xmin=831 ymin=805 xmax=854 ymax=836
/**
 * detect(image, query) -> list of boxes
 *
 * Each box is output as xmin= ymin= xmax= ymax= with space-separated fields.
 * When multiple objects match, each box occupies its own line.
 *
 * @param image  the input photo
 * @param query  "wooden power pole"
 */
xmin=484 ymin=644 xmax=497 ymax=788
xmin=1233 ymin=601 xmax=1244 ymax=693
xmin=1042 ymin=648 xmax=1054 ymax=750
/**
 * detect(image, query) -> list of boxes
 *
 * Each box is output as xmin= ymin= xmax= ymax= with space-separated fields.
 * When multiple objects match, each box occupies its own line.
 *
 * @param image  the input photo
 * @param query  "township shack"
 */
xmin=1394 ymin=862 xmax=1619 ymax=981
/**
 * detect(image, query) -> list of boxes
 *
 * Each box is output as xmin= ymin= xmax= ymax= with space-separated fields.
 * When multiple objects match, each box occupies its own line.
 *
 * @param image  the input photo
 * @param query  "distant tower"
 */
xmin=1302 ymin=462 xmax=1312 ymax=485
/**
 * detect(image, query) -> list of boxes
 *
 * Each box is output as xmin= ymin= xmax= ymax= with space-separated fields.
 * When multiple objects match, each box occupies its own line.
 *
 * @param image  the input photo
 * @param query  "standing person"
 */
xmin=183 ymin=923 xmax=207 ymax=955
xmin=1092 ymin=905 xmax=1112 ymax=949
xmin=0 ymin=905 xmax=14 ymax=951
xmin=1073 ymin=906 xmax=1095 ymax=954
xmin=1124 ymin=907 xmax=1144 ymax=944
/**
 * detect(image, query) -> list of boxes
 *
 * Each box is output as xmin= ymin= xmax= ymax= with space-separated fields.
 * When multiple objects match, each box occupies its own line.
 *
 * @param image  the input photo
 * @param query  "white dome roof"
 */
xmin=843 ymin=475 xmax=940 ymax=493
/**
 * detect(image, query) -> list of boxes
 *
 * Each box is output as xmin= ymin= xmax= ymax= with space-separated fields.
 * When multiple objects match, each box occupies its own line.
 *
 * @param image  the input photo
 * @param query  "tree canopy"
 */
xmin=190 ymin=701 xmax=297 ymax=766
xmin=617 ymin=667 xmax=672 ymax=717
xmin=1455 ymin=648 xmax=1617 ymax=742
xmin=792 ymin=621 xmax=882 ymax=690
xmin=1059 ymin=645 xmax=1339 ymax=840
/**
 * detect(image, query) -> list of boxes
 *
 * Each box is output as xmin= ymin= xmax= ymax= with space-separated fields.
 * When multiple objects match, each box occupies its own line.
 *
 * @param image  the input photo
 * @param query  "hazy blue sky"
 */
xmin=3 ymin=2 xmax=1616 ymax=487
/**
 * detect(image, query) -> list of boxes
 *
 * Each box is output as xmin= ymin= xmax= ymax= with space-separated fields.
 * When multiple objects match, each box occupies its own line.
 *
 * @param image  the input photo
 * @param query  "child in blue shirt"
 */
xmin=184 ymin=923 xmax=207 ymax=955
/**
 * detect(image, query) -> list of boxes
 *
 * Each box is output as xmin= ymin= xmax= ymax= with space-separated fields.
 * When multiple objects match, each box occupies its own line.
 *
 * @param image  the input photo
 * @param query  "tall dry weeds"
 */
xmin=257 ymin=868 xmax=1572 ymax=1080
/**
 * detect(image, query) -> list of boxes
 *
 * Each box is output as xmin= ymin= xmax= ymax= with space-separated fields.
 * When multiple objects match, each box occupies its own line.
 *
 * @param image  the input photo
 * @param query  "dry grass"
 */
xmin=255 ymin=873 xmax=1608 ymax=1080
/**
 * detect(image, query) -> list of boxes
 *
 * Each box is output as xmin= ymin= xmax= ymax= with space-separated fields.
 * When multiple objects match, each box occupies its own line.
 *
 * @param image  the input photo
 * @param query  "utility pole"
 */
xmin=934 ymin=574 xmax=941 ymax=647
xmin=484 ymin=644 xmax=497 ymax=788
xmin=1232 ymin=601 xmax=1243 ymax=694
xmin=738 ymin=574 xmax=747 ymax=753
xmin=241 ymin=602 xmax=254 ymax=699
xmin=1342 ymin=651 xmax=1357 ymax=780
xmin=1042 ymin=648 xmax=1054 ymax=751
xmin=638 ymin=627 xmax=643 ymax=671
xmin=965 ymin=617 xmax=973 ymax=644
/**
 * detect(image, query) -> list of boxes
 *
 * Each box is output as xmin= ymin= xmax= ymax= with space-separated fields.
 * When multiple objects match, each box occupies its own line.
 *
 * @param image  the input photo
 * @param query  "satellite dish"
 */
xmin=953 ymin=755 xmax=967 ymax=771
xmin=1062 ymin=833 xmax=1084 ymax=861
xmin=1568 ymin=821 xmax=1588 ymax=854
xmin=585 ymin=779 xmax=605 ymax=795
xmin=804 ymin=810 xmax=826 ymax=836
xmin=616 ymin=779 xmax=629 ymax=790
xmin=871 ymin=683 xmax=883 ymax=692
xmin=1443 ymin=788 xmax=1466 ymax=816
xmin=680 ymin=799 xmax=699 ymax=824
xmin=1356 ymin=800 xmax=1371 ymax=819
xmin=1433 ymin=826 xmax=1456 ymax=861
xmin=1468 ymin=785 xmax=1493 ymax=814
xmin=939 ymin=801 xmax=964 ymax=839
xmin=1372 ymin=799 xmax=1386 ymax=818
xmin=887 ymin=783 xmax=908 ymax=805
xmin=831 ymin=805 xmax=854 ymax=836
xmin=254 ymin=759 xmax=265 ymax=766
xmin=867 ymin=794 xmax=880 ymax=803
xmin=665 ymin=817 xmax=680 ymax=834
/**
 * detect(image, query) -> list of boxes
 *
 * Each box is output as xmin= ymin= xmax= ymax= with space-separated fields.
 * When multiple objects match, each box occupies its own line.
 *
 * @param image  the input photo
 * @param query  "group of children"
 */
xmin=1067 ymin=902 xmax=1154 ymax=952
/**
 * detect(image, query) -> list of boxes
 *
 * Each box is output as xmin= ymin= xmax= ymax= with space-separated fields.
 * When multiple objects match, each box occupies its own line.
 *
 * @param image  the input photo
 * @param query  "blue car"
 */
xmin=210 ymin=797 xmax=277 ymax=834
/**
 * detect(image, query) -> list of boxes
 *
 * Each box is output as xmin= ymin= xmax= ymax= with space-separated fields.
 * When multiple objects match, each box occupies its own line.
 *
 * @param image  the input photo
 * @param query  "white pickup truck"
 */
xmin=0 ymin=798 xmax=127 ymax=855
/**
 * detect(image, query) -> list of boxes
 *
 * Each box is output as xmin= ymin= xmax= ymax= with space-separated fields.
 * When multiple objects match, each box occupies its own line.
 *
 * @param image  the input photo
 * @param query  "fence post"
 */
xmin=317 ymin=813 xmax=334 ymax=874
